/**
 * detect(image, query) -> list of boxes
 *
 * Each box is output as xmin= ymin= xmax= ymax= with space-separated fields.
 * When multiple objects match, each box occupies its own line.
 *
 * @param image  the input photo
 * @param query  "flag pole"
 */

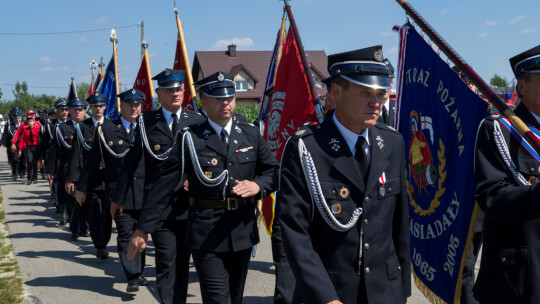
xmin=174 ymin=1 xmax=198 ymax=110
xmin=142 ymin=40 xmax=156 ymax=102
xmin=111 ymin=29 xmax=121 ymax=115
xmin=89 ymin=59 xmax=97 ymax=97
xmin=283 ymin=0 xmax=324 ymax=122
xmin=273 ymin=15 xmax=287 ymax=84
xmin=395 ymin=0 xmax=540 ymax=153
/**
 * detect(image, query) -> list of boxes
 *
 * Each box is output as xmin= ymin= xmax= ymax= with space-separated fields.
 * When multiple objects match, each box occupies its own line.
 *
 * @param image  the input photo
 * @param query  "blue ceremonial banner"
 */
xmin=395 ymin=22 xmax=488 ymax=303
xmin=97 ymin=56 xmax=118 ymax=119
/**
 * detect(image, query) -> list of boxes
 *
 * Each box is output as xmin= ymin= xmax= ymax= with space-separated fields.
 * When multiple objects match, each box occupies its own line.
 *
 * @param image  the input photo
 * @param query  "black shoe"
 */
xmin=79 ymin=231 xmax=90 ymax=237
xmin=96 ymin=248 xmax=109 ymax=260
xmin=42 ymin=173 xmax=46 ymax=180
xmin=137 ymin=276 xmax=148 ymax=286
xmin=32 ymin=179 xmax=37 ymax=184
xmin=70 ymin=234 xmax=79 ymax=241
xmin=26 ymin=179 xmax=32 ymax=185
xmin=126 ymin=279 xmax=139 ymax=293
xmin=58 ymin=220 xmax=67 ymax=226
xmin=12 ymin=175 xmax=17 ymax=181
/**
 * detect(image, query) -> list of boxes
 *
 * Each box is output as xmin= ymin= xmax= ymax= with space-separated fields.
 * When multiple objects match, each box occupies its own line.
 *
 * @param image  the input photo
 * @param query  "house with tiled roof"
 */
xmin=192 ymin=44 xmax=329 ymax=105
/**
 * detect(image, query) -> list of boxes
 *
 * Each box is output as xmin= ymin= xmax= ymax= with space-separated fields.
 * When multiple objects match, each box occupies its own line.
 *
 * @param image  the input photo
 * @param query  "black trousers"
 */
xmin=115 ymin=210 xmax=145 ymax=281
xmin=24 ymin=146 xmax=38 ymax=181
xmin=271 ymin=219 xmax=295 ymax=304
xmin=59 ymin=178 xmax=88 ymax=234
xmin=151 ymin=220 xmax=191 ymax=304
xmin=192 ymin=248 xmax=252 ymax=304
xmin=55 ymin=177 xmax=68 ymax=222
xmin=85 ymin=190 xmax=112 ymax=249
xmin=6 ymin=146 xmax=18 ymax=175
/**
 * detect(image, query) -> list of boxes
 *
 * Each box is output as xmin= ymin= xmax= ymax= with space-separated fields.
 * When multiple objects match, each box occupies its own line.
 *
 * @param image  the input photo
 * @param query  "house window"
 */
xmin=236 ymin=80 xmax=248 ymax=91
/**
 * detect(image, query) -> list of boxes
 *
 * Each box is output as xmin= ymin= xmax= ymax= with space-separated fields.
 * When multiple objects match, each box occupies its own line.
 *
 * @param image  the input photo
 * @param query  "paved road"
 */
xmin=0 ymin=146 xmax=434 ymax=303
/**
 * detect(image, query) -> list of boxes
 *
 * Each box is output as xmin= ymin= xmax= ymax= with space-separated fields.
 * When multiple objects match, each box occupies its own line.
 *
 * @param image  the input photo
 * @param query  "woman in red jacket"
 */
xmin=19 ymin=115 xmax=41 ymax=184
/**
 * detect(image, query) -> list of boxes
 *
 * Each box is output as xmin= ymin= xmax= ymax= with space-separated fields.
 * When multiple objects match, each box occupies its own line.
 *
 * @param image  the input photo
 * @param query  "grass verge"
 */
xmin=0 ymin=187 xmax=24 ymax=304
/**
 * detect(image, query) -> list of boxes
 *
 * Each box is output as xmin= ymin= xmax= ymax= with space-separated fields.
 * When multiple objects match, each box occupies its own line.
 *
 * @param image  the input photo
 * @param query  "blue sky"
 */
xmin=1 ymin=0 xmax=538 ymax=101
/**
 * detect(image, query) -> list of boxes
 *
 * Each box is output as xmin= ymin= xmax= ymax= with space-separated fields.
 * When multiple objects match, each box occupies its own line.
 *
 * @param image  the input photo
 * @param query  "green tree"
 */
xmin=77 ymin=82 xmax=91 ymax=100
xmin=0 ymin=87 xmax=3 ymax=100
xmin=490 ymin=74 xmax=509 ymax=88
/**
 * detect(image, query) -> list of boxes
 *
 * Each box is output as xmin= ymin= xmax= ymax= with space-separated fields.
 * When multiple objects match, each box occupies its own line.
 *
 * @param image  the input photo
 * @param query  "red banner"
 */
xmin=261 ymin=27 xmax=316 ymax=235
xmin=173 ymin=38 xmax=194 ymax=110
xmin=134 ymin=54 xmax=154 ymax=112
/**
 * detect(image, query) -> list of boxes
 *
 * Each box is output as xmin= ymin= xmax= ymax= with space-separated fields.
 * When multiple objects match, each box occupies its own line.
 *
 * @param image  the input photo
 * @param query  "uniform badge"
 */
xmin=233 ymin=139 xmax=238 ymax=144
xmin=374 ymin=48 xmax=383 ymax=62
xmin=236 ymin=146 xmax=254 ymax=153
xmin=108 ymin=141 xmax=113 ymax=146
xmin=211 ymin=158 xmax=218 ymax=166
xmin=118 ymin=140 xmax=123 ymax=145
xmin=131 ymin=89 xmax=136 ymax=94
xmin=205 ymin=171 xmax=213 ymax=178
xmin=338 ymin=187 xmax=349 ymax=199
xmin=295 ymin=129 xmax=306 ymax=136
xmin=217 ymin=72 xmax=225 ymax=82
xmin=379 ymin=186 xmax=386 ymax=197
xmin=329 ymin=138 xmax=340 ymax=152
xmin=203 ymin=129 xmax=211 ymax=138
xmin=154 ymin=144 xmax=160 ymax=151
xmin=378 ymin=172 xmax=386 ymax=185
xmin=528 ymin=176 xmax=540 ymax=186
xmin=235 ymin=125 xmax=242 ymax=134
xmin=331 ymin=203 xmax=342 ymax=215
xmin=376 ymin=135 xmax=384 ymax=150
xmin=95 ymin=92 xmax=99 ymax=97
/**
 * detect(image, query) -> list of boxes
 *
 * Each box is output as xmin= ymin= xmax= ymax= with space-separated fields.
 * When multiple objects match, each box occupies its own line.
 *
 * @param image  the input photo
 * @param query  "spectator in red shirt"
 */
xmin=19 ymin=115 xmax=41 ymax=184
xmin=11 ymin=110 xmax=41 ymax=152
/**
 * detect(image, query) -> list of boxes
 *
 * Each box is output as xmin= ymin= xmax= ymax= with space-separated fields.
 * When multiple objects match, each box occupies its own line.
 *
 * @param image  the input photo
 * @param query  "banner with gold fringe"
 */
xmin=395 ymin=21 xmax=488 ymax=303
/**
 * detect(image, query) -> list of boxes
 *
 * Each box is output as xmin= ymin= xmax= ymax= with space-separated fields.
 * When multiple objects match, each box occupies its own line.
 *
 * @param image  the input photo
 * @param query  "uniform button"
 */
xmin=364 ymin=219 xmax=369 ymax=226
xmin=332 ymin=190 xmax=336 ymax=195
xmin=501 ymin=257 xmax=507 ymax=263
xmin=133 ymin=177 xmax=136 ymax=180
xmin=530 ymin=168 xmax=535 ymax=173
xmin=364 ymin=243 xmax=370 ymax=250
xmin=230 ymin=177 xmax=234 ymax=180
xmin=398 ymin=266 xmax=401 ymax=270
xmin=387 ymin=187 xmax=392 ymax=193
xmin=365 ymin=267 xmax=370 ymax=274
xmin=229 ymin=162 xmax=233 ymax=167
xmin=364 ymin=196 xmax=370 ymax=203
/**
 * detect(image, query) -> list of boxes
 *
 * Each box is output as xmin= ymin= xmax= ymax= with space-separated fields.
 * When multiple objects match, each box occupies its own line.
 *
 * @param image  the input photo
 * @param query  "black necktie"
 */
xmin=355 ymin=136 xmax=369 ymax=181
xmin=382 ymin=107 xmax=389 ymax=124
xmin=30 ymin=126 xmax=34 ymax=144
xmin=171 ymin=113 xmax=179 ymax=135
xmin=129 ymin=122 xmax=135 ymax=141
xmin=221 ymin=129 xmax=228 ymax=149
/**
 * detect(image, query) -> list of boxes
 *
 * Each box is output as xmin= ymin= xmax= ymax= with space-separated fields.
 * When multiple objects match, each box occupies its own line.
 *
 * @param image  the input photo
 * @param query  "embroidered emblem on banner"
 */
xmin=405 ymin=110 xmax=446 ymax=216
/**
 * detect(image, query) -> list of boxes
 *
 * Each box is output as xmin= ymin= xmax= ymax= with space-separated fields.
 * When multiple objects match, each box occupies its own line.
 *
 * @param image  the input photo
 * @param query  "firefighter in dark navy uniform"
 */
xmin=0 ymin=108 xmax=22 ymax=180
xmin=66 ymin=92 xmax=111 ymax=259
xmin=128 ymin=71 xmax=279 ymax=304
xmin=474 ymin=45 xmax=540 ymax=304
xmin=113 ymin=69 xmax=205 ymax=304
xmin=278 ymin=46 xmax=411 ymax=304
xmin=46 ymin=98 xmax=89 ymax=239
xmin=76 ymin=89 xmax=148 ymax=293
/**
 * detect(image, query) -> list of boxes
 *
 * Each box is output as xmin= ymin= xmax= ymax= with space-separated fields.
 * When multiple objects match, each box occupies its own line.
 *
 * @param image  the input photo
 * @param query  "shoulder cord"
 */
xmin=76 ymin=123 xmax=93 ymax=151
xmin=298 ymin=138 xmax=363 ymax=231
xmin=182 ymin=131 xmax=228 ymax=197
xmin=8 ymin=121 xmax=15 ymax=137
xmin=56 ymin=124 xmax=72 ymax=149
xmin=493 ymin=120 xmax=529 ymax=186
xmin=97 ymin=125 xmax=130 ymax=159
xmin=138 ymin=115 xmax=179 ymax=161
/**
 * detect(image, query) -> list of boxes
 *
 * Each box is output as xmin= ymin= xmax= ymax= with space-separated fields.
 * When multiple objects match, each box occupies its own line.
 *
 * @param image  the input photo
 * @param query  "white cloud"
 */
xmin=440 ymin=9 xmax=447 ymax=15
xmin=478 ymin=32 xmax=488 ymax=38
xmin=211 ymin=37 xmax=254 ymax=50
xmin=148 ymin=52 xmax=157 ymax=58
xmin=78 ymin=37 xmax=87 ymax=42
xmin=387 ymin=47 xmax=398 ymax=55
xmin=380 ymin=31 xmax=395 ymax=37
xmin=509 ymin=15 xmax=525 ymax=24
xmin=95 ymin=17 xmax=107 ymax=24
xmin=39 ymin=56 xmax=52 ymax=63
xmin=521 ymin=28 xmax=536 ymax=34
xmin=484 ymin=20 xmax=496 ymax=26
xmin=40 ymin=67 xmax=54 ymax=72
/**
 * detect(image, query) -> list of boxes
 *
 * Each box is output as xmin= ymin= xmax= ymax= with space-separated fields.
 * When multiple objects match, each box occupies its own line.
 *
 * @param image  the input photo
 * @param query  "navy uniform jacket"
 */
xmin=474 ymin=102 xmax=540 ymax=304
xmin=78 ymin=118 xmax=144 ymax=210
xmin=67 ymin=118 xmax=107 ymax=191
xmin=145 ymin=115 xmax=279 ymax=252
xmin=278 ymin=116 xmax=411 ymax=304
xmin=0 ymin=119 xmax=19 ymax=146
xmin=113 ymin=108 xmax=205 ymax=232
xmin=45 ymin=120 xmax=78 ymax=181
xmin=40 ymin=119 xmax=61 ymax=163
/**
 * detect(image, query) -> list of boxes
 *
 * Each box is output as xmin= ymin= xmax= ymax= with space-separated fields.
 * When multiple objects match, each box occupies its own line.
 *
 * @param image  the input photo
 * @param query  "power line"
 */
xmin=0 ymin=83 xmax=66 ymax=89
xmin=0 ymin=23 xmax=140 ymax=36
